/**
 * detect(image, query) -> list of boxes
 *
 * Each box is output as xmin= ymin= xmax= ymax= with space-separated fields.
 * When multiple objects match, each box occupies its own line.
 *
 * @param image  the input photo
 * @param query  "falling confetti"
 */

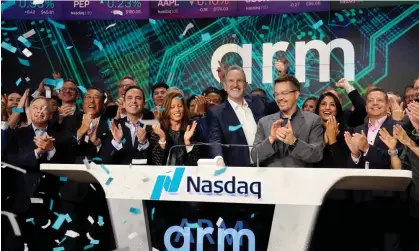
xmin=216 ymin=217 xmax=223 ymax=227
xmin=100 ymin=164 xmax=110 ymax=174
xmin=18 ymin=57 xmax=30 ymax=67
xmin=22 ymin=29 xmax=36 ymax=38
xmin=18 ymin=36 xmax=32 ymax=47
xmin=41 ymin=219 xmax=51 ymax=229
xmin=22 ymin=48 xmax=33 ymax=58
xmin=60 ymin=176 xmax=68 ymax=182
xmin=106 ymin=23 xmax=117 ymax=30
xmin=98 ymin=216 xmax=104 ymax=226
xmin=105 ymin=177 xmax=114 ymax=186
xmin=228 ymin=124 xmax=242 ymax=132
xmin=52 ymin=213 xmax=72 ymax=230
xmin=87 ymin=216 xmax=95 ymax=224
xmin=187 ymin=222 xmax=199 ymax=228
xmin=65 ymin=230 xmax=80 ymax=238
xmin=214 ymin=167 xmax=227 ymax=176
xmin=93 ymin=39 xmax=104 ymax=51
xmin=1 ymin=162 xmax=26 ymax=173
xmin=30 ymin=197 xmax=43 ymax=204
xmin=47 ymin=17 xmax=66 ymax=30
xmin=2 ymin=41 xmax=17 ymax=53
xmin=201 ymin=32 xmax=211 ymax=42
xmin=11 ymin=108 xmax=24 ymax=113
xmin=151 ymin=208 xmax=155 ymax=221
xmin=15 ymin=78 xmax=22 ymax=86
xmin=1 ymin=211 xmax=21 ymax=236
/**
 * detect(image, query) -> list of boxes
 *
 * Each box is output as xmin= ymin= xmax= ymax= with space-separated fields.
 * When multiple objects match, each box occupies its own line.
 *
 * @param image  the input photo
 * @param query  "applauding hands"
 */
xmin=269 ymin=119 xmax=296 ymax=145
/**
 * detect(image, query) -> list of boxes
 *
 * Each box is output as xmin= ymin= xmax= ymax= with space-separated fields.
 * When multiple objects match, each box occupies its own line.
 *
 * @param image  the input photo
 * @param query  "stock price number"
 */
xmin=106 ymin=0 xmax=142 ymax=8
xmin=190 ymin=0 xmax=230 ymax=6
xmin=245 ymin=0 xmax=270 ymax=2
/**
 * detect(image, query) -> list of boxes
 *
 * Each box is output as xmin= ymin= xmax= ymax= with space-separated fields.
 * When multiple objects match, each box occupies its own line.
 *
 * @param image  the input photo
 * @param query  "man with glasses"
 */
xmin=251 ymin=75 xmax=324 ymax=167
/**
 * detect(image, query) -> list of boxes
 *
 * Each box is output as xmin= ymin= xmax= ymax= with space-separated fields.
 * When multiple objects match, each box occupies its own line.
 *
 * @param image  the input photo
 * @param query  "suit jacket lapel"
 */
xmin=245 ymin=95 xmax=261 ymax=122
xmin=222 ymin=101 xmax=247 ymax=145
xmin=291 ymin=109 xmax=304 ymax=137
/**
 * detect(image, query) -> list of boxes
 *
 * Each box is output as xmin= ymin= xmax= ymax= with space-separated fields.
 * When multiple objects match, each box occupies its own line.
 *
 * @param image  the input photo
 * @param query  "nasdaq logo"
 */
xmin=165 ymin=218 xmax=255 ymax=251
xmin=150 ymin=168 xmax=262 ymax=200
xmin=187 ymin=176 xmax=262 ymax=199
xmin=150 ymin=167 xmax=185 ymax=200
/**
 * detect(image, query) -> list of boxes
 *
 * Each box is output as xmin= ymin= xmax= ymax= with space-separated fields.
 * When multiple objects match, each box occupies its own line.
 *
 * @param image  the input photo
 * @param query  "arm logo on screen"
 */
xmin=150 ymin=167 xmax=262 ymax=200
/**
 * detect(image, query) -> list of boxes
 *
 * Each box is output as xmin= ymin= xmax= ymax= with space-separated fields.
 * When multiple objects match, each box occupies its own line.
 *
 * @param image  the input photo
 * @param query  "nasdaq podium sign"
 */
xmin=40 ymin=164 xmax=412 ymax=251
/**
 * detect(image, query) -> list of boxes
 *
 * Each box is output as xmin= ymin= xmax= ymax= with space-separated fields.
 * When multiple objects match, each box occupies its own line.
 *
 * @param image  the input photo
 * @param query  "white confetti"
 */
xmin=24 ymin=243 xmax=28 ymax=251
xmin=111 ymin=10 xmax=123 ymax=16
xmin=55 ymin=239 xmax=60 ymax=244
xmin=1 ymin=211 xmax=21 ymax=236
xmin=22 ymin=48 xmax=32 ymax=58
xmin=86 ymin=232 xmax=94 ymax=241
xmin=65 ymin=230 xmax=80 ymax=238
xmin=87 ymin=216 xmax=95 ymax=224
xmin=33 ymin=0 xmax=44 ymax=4
xmin=90 ymin=184 xmax=96 ymax=191
xmin=41 ymin=219 xmax=51 ymax=229
xmin=1 ymin=162 xmax=26 ymax=174
xmin=45 ymin=86 xmax=51 ymax=98
xmin=66 ymin=46 xmax=73 ymax=50
xmin=83 ymin=157 xmax=90 ymax=169
xmin=128 ymin=232 xmax=138 ymax=239
xmin=106 ymin=23 xmax=117 ymax=30
xmin=216 ymin=217 xmax=223 ymax=227
xmin=152 ymin=248 xmax=159 ymax=251
xmin=22 ymin=29 xmax=36 ymax=38
xmin=25 ymin=77 xmax=30 ymax=82
xmin=30 ymin=197 xmax=43 ymax=204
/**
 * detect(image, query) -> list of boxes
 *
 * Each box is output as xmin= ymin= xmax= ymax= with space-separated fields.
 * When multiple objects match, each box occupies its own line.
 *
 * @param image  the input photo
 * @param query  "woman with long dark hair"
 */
xmin=150 ymin=92 xmax=200 ymax=166
xmin=314 ymin=92 xmax=351 ymax=167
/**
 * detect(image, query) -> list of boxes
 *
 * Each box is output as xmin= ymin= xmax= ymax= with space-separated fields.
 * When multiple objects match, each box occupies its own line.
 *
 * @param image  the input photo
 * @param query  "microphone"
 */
xmin=165 ymin=142 xmax=260 ymax=167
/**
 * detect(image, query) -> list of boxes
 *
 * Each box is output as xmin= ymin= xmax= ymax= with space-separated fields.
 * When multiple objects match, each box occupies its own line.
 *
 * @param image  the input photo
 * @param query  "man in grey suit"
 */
xmin=251 ymin=75 xmax=324 ymax=167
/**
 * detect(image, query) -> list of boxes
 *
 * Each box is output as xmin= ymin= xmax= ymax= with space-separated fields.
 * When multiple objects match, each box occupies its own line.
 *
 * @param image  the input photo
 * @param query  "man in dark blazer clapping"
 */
xmin=207 ymin=65 xmax=267 ymax=167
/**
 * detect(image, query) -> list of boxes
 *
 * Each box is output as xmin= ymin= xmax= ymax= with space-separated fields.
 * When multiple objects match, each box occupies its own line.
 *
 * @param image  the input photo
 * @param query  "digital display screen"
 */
xmin=61 ymin=0 xmax=149 ymax=20
xmin=1 ymin=0 xmax=62 ymax=20
xmin=145 ymin=201 xmax=275 ymax=250
xmin=237 ymin=0 xmax=330 ymax=16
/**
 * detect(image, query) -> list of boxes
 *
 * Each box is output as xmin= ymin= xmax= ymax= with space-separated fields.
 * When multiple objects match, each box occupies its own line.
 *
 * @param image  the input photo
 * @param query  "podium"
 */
xmin=41 ymin=164 xmax=412 ymax=251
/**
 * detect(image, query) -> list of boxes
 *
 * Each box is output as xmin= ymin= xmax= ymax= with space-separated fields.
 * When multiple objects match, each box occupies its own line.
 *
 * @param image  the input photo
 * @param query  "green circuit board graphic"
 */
xmin=1 ymin=4 xmax=418 ymax=109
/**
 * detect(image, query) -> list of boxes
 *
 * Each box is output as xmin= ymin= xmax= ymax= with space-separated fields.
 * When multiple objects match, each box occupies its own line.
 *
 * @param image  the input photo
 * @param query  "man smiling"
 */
xmin=208 ymin=65 xmax=267 ymax=167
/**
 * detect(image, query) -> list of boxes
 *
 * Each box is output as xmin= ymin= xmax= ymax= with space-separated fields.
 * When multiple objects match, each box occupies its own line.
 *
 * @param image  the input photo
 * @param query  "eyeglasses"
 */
xmin=273 ymin=90 xmax=297 ymax=98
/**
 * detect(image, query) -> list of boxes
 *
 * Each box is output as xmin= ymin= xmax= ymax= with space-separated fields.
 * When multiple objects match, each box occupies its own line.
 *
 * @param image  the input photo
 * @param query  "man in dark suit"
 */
xmin=344 ymin=87 xmax=404 ymax=251
xmin=101 ymin=86 xmax=151 ymax=164
xmin=3 ymin=96 xmax=73 ymax=250
xmin=207 ymin=65 xmax=267 ymax=167
xmin=103 ymin=76 xmax=154 ymax=120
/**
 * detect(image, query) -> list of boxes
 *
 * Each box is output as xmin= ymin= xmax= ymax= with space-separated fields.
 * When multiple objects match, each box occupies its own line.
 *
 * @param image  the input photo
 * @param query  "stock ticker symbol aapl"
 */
xmin=150 ymin=167 xmax=185 ymax=200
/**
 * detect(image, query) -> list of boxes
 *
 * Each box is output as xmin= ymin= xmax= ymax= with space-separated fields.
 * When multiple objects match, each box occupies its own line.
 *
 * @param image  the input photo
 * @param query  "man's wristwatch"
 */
xmin=388 ymin=149 xmax=398 ymax=156
xmin=288 ymin=138 xmax=299 ymax=150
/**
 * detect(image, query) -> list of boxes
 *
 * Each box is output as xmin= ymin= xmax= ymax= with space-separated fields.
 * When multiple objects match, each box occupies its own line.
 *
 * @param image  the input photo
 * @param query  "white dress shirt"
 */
xmin=111 ymin=118 xmax=149 ymax=152
xmin=227 ymin=97 xmax=257 ymax=163
xmin=32 ymin=124 xmax=56 ymax=160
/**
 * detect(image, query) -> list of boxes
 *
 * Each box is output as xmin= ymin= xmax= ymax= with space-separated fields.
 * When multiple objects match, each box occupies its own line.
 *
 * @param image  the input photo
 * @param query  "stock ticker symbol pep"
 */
xmin=150 ymin=167 xmax=185 ymax=200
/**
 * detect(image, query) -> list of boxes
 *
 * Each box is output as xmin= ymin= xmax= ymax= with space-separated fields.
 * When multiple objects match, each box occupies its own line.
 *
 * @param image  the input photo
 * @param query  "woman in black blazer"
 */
xmin=150 ymin=92 xmax=200 ymax=166
xmin=314 ymin=92 xmax=352 ymax=168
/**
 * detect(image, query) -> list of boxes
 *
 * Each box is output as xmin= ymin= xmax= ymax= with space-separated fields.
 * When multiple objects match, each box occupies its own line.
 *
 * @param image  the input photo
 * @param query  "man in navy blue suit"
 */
xmin=207 ymin=65 xmax=267 ymax=167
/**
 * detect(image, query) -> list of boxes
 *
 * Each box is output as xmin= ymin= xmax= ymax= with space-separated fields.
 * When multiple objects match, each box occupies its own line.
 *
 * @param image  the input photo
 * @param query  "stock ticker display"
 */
xmin=1 ymin=2 xmax=419 ymax=110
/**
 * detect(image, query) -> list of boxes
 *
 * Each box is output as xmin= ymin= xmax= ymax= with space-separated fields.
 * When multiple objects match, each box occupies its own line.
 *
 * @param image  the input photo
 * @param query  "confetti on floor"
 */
xmin=129 ymin=207 xmax=141 ymax=215
xmin=128 ymin=232 xmax=138 ymax=239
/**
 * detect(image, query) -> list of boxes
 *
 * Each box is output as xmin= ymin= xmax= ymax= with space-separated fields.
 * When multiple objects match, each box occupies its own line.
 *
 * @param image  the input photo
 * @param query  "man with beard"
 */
xmin=101 ymin=86 xmax=151 ymax=164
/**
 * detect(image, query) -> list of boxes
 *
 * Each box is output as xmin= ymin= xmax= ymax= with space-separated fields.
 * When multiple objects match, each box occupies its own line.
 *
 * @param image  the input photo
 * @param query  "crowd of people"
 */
xmin=1 ymin=57 xmax=419 ymax=250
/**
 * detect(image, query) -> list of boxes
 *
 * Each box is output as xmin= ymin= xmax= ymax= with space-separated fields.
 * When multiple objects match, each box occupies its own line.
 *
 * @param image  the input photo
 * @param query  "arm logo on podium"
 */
xmin=150 ymin=167 xmax=185 ymax=200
